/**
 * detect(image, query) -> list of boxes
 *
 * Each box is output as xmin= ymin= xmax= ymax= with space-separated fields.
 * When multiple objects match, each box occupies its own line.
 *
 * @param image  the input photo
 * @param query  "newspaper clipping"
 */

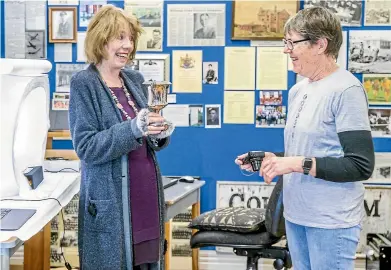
xmin=124 ymin=0 xmax=163 ymax=52
xmin=167 ymin=4 xmax=225 ymax=47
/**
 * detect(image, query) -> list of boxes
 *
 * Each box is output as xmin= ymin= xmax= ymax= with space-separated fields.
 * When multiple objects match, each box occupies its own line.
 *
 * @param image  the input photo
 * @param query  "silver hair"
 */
xmin=284 ymin=6 xmax=342 ymax=59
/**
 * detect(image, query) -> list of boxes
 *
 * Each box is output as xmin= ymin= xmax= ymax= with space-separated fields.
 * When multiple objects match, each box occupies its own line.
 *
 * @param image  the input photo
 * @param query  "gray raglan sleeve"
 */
xmin=315 ymin=85 xmax=375 ymax=182
xmin=69 ymin=73 xmax=143 ymax=165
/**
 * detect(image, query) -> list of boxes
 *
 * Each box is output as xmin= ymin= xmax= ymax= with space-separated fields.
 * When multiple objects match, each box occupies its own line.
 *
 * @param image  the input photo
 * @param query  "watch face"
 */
xmin=303 ymin=158 xmax=312 ymax=168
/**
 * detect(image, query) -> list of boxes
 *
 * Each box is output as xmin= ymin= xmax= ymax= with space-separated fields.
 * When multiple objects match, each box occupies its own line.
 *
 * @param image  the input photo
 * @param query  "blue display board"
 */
xmin=1 ymin=0 xmax=390 ymax=220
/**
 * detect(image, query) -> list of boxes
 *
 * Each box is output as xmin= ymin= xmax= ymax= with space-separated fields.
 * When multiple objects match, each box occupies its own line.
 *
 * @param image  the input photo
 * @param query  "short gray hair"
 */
xmin=284 ymin=6 xmax=342 ymax=59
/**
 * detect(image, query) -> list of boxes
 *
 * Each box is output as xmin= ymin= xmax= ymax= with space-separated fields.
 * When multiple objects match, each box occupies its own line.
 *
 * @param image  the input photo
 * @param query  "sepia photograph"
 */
xmin=232 ymin=0 xmax=299 ymax=40
xmin=205 ymin=104 xmax=221 ymax=128
xmin=49 ymin=7 xmax=77 ymax=43
xmin=260 ymin=91 xmax=283 ymax=105
xmin=365 ymin=0 xmax=391 ymax=26
xmin=348 ymin=30 xmax=391 ymax=73
xmin=25 ymin=30 xmax=45 ymax=59
xmin=255 ymin=105 xmax=286 ymax=128
xmin=363 ymin=74 xmax=391 ymax=105
xmin=132 ymin=6 xmax=162 ymax=28
xmin=303 ymin=0 xmax=362 ymax=27
xmin=56 ymin=64 xmax=88 ymax=92
xmin=368 ymin=107 xmax=391 ymax=138
xmin=193 ymin=13 xmax=217 ymax=39
xmin=137 ymin=28 xmax=163 ymax=51
xmin=203 ymin=62 xmax=218 ymax=84
xmin=146 ymin=28 xmax=162 ymax=49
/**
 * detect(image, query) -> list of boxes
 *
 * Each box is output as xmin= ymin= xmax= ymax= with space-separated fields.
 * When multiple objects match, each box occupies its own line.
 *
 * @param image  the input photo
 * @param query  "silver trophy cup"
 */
xmin=143 ymin=80 xmax=171 ymax=128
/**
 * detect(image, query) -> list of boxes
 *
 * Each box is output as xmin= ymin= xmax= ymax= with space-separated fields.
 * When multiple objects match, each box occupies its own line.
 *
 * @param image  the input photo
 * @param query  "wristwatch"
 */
xmin=302 ymin=158 xmax=312 ymax=175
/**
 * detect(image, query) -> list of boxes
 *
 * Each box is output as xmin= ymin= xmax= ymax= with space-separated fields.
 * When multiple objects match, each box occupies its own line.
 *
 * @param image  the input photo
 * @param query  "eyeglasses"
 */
xmin=282 ymin=38 xmax=311 ymax=50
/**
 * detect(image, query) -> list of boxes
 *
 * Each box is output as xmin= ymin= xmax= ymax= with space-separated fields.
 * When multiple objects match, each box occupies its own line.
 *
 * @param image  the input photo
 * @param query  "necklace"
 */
xmin=99 ymin=70 xmax=139 ymax=120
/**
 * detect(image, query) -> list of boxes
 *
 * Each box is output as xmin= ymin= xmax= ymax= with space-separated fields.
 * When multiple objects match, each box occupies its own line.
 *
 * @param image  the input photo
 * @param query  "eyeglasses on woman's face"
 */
xmin=282 ymin=38 xmax=311 ymax=50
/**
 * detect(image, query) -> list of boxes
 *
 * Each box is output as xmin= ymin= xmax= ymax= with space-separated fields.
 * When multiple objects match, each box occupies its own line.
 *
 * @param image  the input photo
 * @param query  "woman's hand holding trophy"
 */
xmin=136 ymin=80 xmax=175 ymax=139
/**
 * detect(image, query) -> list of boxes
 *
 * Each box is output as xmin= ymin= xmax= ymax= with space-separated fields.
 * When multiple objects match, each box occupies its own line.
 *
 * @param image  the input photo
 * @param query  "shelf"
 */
xmin=47 ymin=130 xmax=71 ymax=138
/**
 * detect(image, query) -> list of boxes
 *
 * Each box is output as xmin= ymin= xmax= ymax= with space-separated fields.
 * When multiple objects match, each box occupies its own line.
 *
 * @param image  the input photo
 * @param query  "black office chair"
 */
xmin=188 ymin=177 xmax=292 ymax=270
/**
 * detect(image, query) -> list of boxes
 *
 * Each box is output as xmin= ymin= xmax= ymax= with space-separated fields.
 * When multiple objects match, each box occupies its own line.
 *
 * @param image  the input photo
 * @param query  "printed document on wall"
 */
xmin=172 ymin=50 xmax=202 ymax=93
xmin=167 ymin=4 xmax=225 ymax=46
xmin=256 ymin=47 xmax=288 ymax=90
xmin=25 ymin=0 xmax=46 ymax=30
xmin=5 ymin=0 xmax=26 ymax=58
xmin=162 ymin=105 xmax=190 ymax=127
xmin=224 ymin=91 xmax=255 ymax=124
xmin=77 ymin=32 xmax=86 ymax=62
xmin=224 ymin=47 xmax=256 ymax=90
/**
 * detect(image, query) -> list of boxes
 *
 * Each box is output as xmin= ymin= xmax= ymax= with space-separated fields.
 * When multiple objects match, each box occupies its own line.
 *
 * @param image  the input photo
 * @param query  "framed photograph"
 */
xmin=368 ymin=107 xmax=391 ymax=138
xmin=260 ymin=91 xmax=283 ymax=105
xmin=203 ymin=62 xmax=218 ymax=84
xmin=364 ymin=153 xmax=391 ymax=184
xmin=189 ymin=105 xmax=204 ymax=127
xmin=49 ymin=7 xmax=77 ymax=43
xmin=363 ymin=74 xmax=391 ymax=105
xmin=255 ymin=105 xmax=286 ymax=128
xmin=130 ymin=53 xmax=171 ymax=82
xmin=303 ymin=0 xmax=362 ymax=27
xmin=56 ymin=64 xmax=88 ymax=92
xmin=348 ymin=30 xmax=391 ymax=73
xmin=205 ymin=104 xmax=221 ymax=128
xmin=364 ymin=0 xmax=391 ymax=26
xmin=231 ymin=0 xmax=299 ymax=40
xmin=25 ymin=30 xmax=45 ymax=59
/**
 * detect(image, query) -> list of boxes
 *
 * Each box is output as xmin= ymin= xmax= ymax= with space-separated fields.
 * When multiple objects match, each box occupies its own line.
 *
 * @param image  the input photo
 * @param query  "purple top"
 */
xmin=110 ymin=87 xmax=160 ymax=266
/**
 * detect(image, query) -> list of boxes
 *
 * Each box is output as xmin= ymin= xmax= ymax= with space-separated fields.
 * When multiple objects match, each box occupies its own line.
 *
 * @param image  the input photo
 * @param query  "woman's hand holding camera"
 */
xmin=235 ymin=152 xmax=277 ymax=173
xmin=235 ymin=152 xmax=302 ymax=184
xmin=235 ymin=153 xmax=252 ymax=171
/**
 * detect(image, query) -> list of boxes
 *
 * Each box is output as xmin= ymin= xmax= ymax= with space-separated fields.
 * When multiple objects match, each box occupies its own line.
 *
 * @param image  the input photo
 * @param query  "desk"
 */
xmin=164 ymin=179 xmax=205 ymax=270
xmin=0 ymin=173 xmax=80 ymax=270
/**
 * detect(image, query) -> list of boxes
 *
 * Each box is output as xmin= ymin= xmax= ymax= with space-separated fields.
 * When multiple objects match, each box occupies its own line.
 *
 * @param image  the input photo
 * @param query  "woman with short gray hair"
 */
xmin=236 ymin=6 xmax=374 ymax=270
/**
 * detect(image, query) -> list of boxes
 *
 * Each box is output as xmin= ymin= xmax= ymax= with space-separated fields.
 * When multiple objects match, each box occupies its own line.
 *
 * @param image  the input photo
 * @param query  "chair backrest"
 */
xmin=265 ymin=176 xmax=285 ymax=238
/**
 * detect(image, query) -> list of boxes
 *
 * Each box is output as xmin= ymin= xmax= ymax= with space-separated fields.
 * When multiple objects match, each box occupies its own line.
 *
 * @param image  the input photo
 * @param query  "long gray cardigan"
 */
xmin=68 ymin=64 xmax=169 ymax=270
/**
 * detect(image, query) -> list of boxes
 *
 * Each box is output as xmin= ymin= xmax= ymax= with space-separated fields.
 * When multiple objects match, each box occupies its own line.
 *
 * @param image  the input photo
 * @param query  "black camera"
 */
xmin=242 ymin=151 xmax=265 ymax=172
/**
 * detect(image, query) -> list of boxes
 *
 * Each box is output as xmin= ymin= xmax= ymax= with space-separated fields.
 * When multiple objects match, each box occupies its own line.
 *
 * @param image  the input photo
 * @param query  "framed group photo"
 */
xmin=231 ymin=0 xmax=299 ymax=40
xmin=49 ymin=7 xmax=77 ymax=43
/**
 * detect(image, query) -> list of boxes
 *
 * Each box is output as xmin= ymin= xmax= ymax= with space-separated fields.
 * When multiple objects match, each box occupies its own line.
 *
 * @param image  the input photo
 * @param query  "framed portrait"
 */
xmin=232 ymin=0 xmax=299 ymax=40
xmin=205 ymin=104 xmax=221 ymax=129
xmin=49 ymin=7 xmax=77 ymax=43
